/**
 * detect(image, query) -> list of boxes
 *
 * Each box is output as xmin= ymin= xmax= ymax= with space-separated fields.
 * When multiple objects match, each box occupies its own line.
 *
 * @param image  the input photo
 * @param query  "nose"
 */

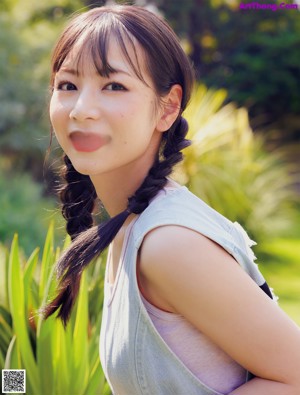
xmin=69 ymin=90 xmax=100 ymax=121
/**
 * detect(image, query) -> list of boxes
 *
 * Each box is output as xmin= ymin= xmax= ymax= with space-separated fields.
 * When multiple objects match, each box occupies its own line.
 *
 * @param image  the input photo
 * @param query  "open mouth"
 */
xmin=70 ymin=131 xmax=106 ymax=152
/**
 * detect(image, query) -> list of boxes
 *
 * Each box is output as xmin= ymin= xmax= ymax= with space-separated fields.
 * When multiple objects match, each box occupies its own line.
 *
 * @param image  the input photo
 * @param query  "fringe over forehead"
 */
xmin=50 ymin=5 xmax=194 ymax=110
xmin=50 ymin=9 xmax=145 ymax=86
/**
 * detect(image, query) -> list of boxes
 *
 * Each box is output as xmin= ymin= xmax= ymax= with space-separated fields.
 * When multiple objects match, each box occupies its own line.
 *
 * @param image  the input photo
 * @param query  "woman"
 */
xmin=45 ymin=5 xmax=300 ymax=394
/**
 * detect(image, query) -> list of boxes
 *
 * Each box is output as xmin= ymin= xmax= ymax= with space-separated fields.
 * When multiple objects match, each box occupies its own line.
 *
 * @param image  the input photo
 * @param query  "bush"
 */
xmin=160 ymin=1 xmax=300 ymax=134
xmin=179 ymin=85 xmax=298 ymax=246
xmin=0 ymin=170 xmax=62 ymax=255
xmin=0 ymin=225 xmax=111 ymax=395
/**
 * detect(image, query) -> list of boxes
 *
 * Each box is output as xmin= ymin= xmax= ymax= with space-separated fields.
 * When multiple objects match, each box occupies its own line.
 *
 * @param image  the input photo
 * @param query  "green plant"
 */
xmin=259 ymin=237 xmax=300 ymax=326
xmin=0 ymin=169 xmax=62 ymax=256
xmin=160 ymin=0 xmax=300 ymax=133
xmin=0 ymin=224 xmax=111 ymax=395
xmin=178 ymin=84 xmax=298 ymax=246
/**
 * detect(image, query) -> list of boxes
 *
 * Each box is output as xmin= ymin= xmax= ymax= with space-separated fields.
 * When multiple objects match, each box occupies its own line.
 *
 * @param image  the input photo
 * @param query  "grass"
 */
xmin=258 ymin=238 xmax=300 ymax=326
xmin=0 ymin=227 xmax=110 ymax=395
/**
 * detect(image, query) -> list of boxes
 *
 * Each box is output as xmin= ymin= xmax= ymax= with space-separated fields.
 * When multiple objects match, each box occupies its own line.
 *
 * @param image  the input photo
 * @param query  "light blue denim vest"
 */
xmin=100 ymin=185 xmax=268 ymax=395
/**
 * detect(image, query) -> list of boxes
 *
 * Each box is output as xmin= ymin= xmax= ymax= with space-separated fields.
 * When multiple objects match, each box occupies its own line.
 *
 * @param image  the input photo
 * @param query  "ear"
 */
xmin=156 ymin=84 xmax=182 ymax=132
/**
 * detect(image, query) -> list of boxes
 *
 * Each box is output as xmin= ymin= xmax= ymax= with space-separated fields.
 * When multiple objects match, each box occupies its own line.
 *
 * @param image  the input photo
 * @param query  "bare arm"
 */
xmin=229 ymin=378 xmax=297 ymax=394
xmin=138 ymin=226 xmax=300 ymax=394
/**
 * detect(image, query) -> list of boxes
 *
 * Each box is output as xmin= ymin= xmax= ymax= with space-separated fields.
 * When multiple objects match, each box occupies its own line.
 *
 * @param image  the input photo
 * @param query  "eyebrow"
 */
xmin=58 ymin=67 xmax=133 ymax=77
xmin=58 ymin=68 xmax=78 ymax=75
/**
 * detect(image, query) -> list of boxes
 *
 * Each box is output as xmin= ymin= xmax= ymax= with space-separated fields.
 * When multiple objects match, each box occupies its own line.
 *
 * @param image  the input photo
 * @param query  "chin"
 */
xmin=69 ymin=160 xmax=96 ymax=176
xmin=75 ymin=168 xmax=91 ymax=176
xmin=70 ymin=160 xmax=111 ymax=177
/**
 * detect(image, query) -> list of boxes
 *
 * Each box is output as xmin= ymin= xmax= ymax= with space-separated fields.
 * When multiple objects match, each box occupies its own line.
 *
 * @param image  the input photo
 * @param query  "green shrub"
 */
xmin=0 ymin=170 xmax=63 ymax=255
xmin=0 ymin=224 xmax=110 ymax=395
xmin=179 ymin=85 xmax=298 ymax=246
xmin=161 ymin=1 xmax=300 ymax=132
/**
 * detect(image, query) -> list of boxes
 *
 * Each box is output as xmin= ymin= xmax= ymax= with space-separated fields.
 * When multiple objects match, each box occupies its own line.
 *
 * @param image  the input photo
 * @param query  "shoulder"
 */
xmin=139 ymin=224 xmax=228 ymax=268
xmin=134 ymin=185 xmax=234 ymax=249
xmin=136 ymin=184 xmax=238 ymax=291
xmin=134 ymin=185 xmax=266 ymax=287
xmin=138 ymin=224 xmax=300 ymax=385
xmin=138 ymin=224 xmax=237 ymax=312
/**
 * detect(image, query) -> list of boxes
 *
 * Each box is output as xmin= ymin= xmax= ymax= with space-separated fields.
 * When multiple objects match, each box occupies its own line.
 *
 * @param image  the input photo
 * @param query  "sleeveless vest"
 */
xmin=100 ymin=185 xmax=271 ymax=395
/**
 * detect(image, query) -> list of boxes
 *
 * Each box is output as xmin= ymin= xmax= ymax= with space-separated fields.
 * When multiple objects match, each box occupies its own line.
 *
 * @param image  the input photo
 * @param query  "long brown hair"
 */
xmin=44 ymin=5 xmax=194 ymax=326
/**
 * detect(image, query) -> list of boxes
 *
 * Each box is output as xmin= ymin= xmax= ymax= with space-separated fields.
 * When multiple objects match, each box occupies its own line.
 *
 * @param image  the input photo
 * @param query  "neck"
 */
xmin=90 ymin=159 xmax=154 ymax=218
xmin=89 ymin=130 xmax=163 ymax=217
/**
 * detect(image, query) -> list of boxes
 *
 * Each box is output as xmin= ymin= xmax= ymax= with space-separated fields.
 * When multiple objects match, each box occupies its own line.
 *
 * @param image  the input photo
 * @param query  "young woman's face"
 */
xmin=50 ymin=38 xmax=163 ymax=177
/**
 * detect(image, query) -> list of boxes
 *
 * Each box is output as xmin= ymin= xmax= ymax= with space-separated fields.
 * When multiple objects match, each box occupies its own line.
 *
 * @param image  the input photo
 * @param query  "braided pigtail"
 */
xmin=128 ymin=116 xmax=191 ymax=213
xmin=44 ymin=117 xmax=190 ymax=325
xmin=45 ymin=4 xmax=195 ymax=325
xmin=60 ymin=155 xmax=97 ymax=240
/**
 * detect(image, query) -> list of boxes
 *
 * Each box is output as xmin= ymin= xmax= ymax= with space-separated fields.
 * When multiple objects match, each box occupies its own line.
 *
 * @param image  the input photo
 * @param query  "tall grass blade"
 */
xmin=37 ymin=315 xmax=55 ymax=395
xmin=72 ymin=271 xmax=89 ymax=393
xmin=24 ymin=248 xmax=39 ymax=314
xmin=0 ymin=245 xmax=9 ymax=309
xmin=0 ymin=311 xmax=12 ymax=350
xmin=0 ymin=347 xmax=4 ymax=370
xmin=52 ymin=319 xmax=71 ymax=395
xmin=4 ymin=335 xmax=21 ymax=369
xmin=8 ymin=235 xmax=40 ymax=394
xmin=39 ymin=222 xmax=54 ymax=303
xmin=83 ymin=358 xmax=103 ymax=395
xmin=36 ymin=251 xmax=57 ymax=395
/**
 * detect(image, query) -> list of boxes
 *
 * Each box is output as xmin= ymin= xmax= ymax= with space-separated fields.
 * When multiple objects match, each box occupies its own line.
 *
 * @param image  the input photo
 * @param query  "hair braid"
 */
xmin=128 ymin=116 xmax=190 ymax=214
xmin=45 ymin=4 xmax=195 ymax=325
xmin=44 ymin=117 xmax=190 ymax=325
xmin=60 ymin=155 xmax=97 ymax=240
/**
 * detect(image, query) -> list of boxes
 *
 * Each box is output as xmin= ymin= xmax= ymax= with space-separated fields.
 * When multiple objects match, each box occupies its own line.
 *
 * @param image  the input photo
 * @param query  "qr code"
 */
xmin=2 ymin=370 xmax=26 ymax=393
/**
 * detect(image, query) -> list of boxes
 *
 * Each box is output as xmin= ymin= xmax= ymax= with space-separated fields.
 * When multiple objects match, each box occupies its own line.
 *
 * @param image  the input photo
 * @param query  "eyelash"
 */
xmin=55 ymin=80 xmax=127 ymax=92
xmin=104 ymin=82 xmax=127 ymax=91
xmin=56 ymin=81 xmax=76 ymax=91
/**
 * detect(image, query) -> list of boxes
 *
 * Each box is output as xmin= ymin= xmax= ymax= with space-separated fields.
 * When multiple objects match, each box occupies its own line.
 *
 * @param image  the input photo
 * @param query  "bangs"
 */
xmin=52 ymin=12 xmax=146 ymax=84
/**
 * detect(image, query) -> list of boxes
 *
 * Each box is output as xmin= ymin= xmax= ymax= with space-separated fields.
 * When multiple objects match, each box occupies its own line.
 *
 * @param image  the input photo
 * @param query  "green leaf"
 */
xmin=181 ymin=84 xmax=299 ymax=245
xmin=37 ymin=224 xmax=56 ymax=333
xmin=24 ymin=248 xmax=40 ymax=289
xmin=4 ymin=335 xmax=21 ymax=369
xmin=0 ymin=305 xmax=12 ymax=329
xmin=88 ymin=308 xmax=102 ymax=375
xmin=0 ymin=310 xmax=13 ymax=351
xmin=24 ymin=248 xmax=39 ymax=313
xmin=72 ymin=271 xmax=89 ymax=393
xmin=8 ymin=234 xmax=40 ymax=394
xmin=2 ymin=224 xmax=109 ymax=394
xmin=83 ymin=358 xmax=104 ymax=395
xmin=39 ymin=222 xmax=55 ymax=304
xmin=0 ymin=347 xmax=5 ymax=370
xmin=0 ymin=245 xmax=9 ymax=309
xmin=36 ymin=262 xmax=57 ymax=395
xmin=52 ymin=319 xmax=71 ymax=395
xmin=37 ymin=315 xmax=55 ymax=395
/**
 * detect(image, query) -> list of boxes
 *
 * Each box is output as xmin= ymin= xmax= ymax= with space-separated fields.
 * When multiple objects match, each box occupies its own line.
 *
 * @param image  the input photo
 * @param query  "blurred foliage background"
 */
xmin=0 ymin=0 xmax=299 ymax=329
xmin=0 ymin=0 xmax=299 ymax=392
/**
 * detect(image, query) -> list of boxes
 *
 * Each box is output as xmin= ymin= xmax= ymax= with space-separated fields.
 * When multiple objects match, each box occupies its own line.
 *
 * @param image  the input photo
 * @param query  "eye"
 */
xmin=56 ymin=81 xmax=77 ymax=91
xmin=104 ymin=82 xmax=127 ymax=91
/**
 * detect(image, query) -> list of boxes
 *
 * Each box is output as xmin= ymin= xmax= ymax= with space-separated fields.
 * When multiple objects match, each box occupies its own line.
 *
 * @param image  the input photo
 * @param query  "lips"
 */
xmin=70 ymin=131 xmax=106 ymax=152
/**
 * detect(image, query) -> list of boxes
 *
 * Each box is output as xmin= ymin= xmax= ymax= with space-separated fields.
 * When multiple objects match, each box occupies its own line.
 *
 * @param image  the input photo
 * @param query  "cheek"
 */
xmin=49 ymin=98 xmax=59 ymax=129
xmin=49 ymin=96 xmax=68 ymax=128
xmin=49 ymin=100 xmax=68 ymax=149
